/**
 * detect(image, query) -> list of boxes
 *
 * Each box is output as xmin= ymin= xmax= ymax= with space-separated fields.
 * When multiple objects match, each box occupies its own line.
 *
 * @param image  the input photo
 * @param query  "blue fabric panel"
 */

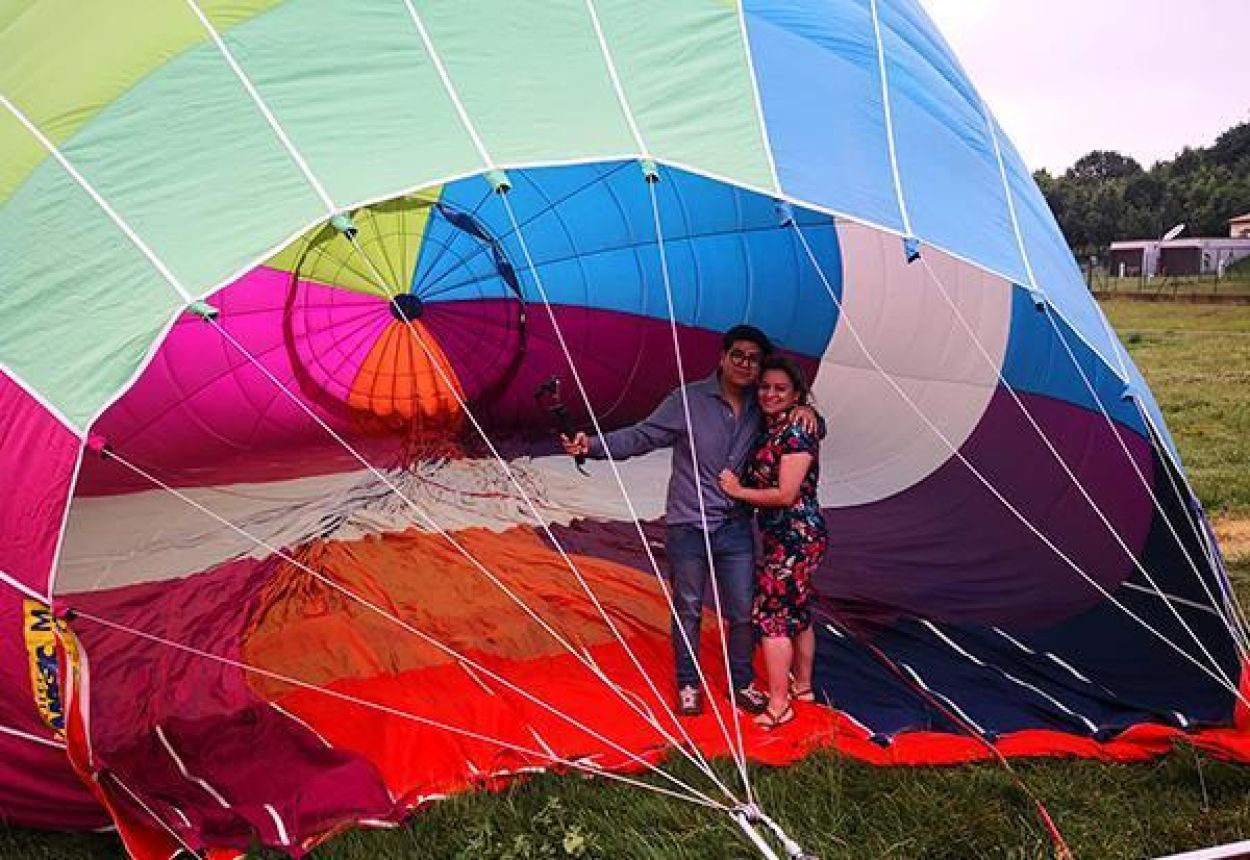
xmin=1001 ymin=286 xmax=1146 ymax=437
xmin=878 ymin=0 xmax=1027 ymax=283
xmin=993 ymin=127 xmax=1180 ymax=462
xmin=995 ymin=128 xmax=1117 ymax=367
xmin=743 ymin=0 xmax=905 ymax=234
xmin=416 ymin=162 xmax=841 ymax=359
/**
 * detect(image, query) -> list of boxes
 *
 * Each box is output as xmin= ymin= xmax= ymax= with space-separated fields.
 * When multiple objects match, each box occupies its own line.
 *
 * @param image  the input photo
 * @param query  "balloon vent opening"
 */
xmin=390 ymin=294 xmax=424 ymax=321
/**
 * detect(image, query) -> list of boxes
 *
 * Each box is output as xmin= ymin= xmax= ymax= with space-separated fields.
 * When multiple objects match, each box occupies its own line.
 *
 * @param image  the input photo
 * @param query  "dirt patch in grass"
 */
xmin=1214 ymin=515 xmax=1250 ymax=562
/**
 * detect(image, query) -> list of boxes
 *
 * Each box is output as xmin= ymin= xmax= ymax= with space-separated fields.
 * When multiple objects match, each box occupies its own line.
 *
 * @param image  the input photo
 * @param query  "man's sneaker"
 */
xmin=733 ymin=685 xmax=769 ymax=715
xmin=676 ymin=685 xmax=704 ymax=716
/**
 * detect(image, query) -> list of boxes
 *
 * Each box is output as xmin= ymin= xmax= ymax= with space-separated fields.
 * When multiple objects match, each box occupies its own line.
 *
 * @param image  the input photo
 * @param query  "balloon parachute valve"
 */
xmin=639 ymin=158 xmax=660 ymax=184
xmin=329 ymin=213 xmax=358 ymax=240
xmin=485 ymin=169 xmax=512 ymax=194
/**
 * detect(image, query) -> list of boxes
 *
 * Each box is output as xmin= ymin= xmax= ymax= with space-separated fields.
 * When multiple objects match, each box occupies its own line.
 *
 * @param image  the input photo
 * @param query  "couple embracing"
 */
xmin=562 ymin=325 xmax=826 ymax=730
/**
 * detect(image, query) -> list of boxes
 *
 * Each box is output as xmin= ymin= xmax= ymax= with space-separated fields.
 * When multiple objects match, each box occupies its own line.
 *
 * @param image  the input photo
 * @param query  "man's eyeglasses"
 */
xmin=727 ymin=348 xmax=763 ymax=368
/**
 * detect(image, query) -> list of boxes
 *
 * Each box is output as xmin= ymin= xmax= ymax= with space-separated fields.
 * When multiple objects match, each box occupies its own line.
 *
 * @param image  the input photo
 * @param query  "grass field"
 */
xmin=3 ymin=301 xmax=1249 ymax=860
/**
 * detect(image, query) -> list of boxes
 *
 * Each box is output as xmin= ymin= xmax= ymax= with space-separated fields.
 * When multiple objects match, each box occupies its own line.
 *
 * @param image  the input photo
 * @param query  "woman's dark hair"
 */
xmin=721 ymin=324 xmax=773 ymax=356
xmin=759 ymin=354 xmax=810 ymax=406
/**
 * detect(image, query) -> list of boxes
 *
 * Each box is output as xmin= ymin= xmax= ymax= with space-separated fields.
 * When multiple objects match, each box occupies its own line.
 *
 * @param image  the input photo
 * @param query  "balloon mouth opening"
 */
xmin=390 ymin=294 xmax=424 ymax=321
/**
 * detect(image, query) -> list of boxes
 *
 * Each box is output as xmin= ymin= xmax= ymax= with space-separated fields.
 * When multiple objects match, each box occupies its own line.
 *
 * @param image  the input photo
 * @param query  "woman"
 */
xmin=718 ymin=355 xmax=827 ymax=729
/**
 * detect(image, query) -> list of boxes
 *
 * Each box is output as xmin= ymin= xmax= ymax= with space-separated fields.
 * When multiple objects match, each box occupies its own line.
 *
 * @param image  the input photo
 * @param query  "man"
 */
xmin=563 ymin=325 xmax=815 ymax=717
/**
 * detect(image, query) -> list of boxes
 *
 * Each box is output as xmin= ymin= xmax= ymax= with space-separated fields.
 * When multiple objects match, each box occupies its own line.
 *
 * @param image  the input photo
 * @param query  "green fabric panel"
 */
xmin=213 ymin=0 xmax=485 ymax=210
xmin=0 ymin=113 xmax=180 ymax=429
xmin=268 ymin=193 xmax=439 ymax=299
xmin=592 ymin=0 xmax=774 ymax=190
xmin=55 ymin=41 xmax=326 ymax=296
xmin=0 ymin=0 xmax=282 ymax=204
xmin=418 ymin=0 xmax=636 ymax=165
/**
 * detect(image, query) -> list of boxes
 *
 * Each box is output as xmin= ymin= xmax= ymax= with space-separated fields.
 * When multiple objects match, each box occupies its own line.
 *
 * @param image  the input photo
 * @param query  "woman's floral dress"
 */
xmin=744 ymin=410 xmax=827 ymax=638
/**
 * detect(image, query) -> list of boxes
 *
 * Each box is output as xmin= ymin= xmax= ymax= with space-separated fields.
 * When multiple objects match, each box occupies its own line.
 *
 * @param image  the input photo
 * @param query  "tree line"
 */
xmin=1033 ymin=121 xmax=1250 ymax=259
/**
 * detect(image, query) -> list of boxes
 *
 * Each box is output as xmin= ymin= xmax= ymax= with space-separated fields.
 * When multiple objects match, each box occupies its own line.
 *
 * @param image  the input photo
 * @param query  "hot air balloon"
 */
xmin=1 ymin=1 xmax=1246 ymax=858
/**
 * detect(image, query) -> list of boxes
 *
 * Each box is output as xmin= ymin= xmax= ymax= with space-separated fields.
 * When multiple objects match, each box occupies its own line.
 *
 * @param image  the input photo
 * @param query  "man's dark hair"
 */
xmin=721 ymin=324 xmax=773 ymax=356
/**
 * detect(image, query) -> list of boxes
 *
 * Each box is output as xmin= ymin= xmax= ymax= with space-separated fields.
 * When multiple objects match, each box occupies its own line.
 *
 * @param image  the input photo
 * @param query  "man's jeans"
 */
xmin=665 ymin=518 xmax=756 ymax=691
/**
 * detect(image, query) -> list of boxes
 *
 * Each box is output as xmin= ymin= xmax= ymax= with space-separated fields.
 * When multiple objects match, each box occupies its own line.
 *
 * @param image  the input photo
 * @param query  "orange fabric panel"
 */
xmin=348 ymin=320 xmax=464 ymax=427
xmin=241 ymin=526 xmax=674 ymax=701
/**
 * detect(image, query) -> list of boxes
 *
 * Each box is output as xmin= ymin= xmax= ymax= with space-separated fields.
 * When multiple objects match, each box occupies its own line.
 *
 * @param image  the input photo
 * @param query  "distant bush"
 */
xmin=1035 ymin=122 xmax=1250 ymax=258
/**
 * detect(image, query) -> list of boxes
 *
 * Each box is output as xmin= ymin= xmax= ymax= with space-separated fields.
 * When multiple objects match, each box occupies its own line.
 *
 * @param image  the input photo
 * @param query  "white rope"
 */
xmin=0 ymin=722 xmax=64 ymax=749
xmin=898 ymin=661 xmax=988 ymax=736
xmin=0 ymin=568 xmax=50 ymax=604
xmin=106 ymin=770 xmax=201 ymax=859
xmin=97 ymin=445 xmax=724 ymax=808
xmin=397 ymin=0 xmax=494 ymax=169
xmin=182 ymin=0 xmax=338 ymax=213
xmin=582 ymin=0 xmax=649 ymax=157
xmin=645 ymin=174 xmax=754 ymax=803
xmin=1040 ymin=307 xmax=1250 ymax=657
xmin=0 ymin=94 xmax=191 ymax=302
xmin=867 ymin=0 xmax=912 ymax=237
xmin=341 ymin=230 xmax=740 ymax=803
xmin=974 ymin=82 xmax=1249 ymax=657
xmin=788 ymin=220 xmax=1248 ymax=706
xmin=495 ymin=188 xmax=756 ymax=797
xmin=920 ymin=621 xmax=1098 ymax=734
xmin=735 ymin=3 xmax=783 ymax=195
xmin=918 ymin=255 xmax=1242 ymax=693
xmin=71 ymin=608 xmax=726 ymax=812
xmin=6 ymin=70 xmax=746 ymax=814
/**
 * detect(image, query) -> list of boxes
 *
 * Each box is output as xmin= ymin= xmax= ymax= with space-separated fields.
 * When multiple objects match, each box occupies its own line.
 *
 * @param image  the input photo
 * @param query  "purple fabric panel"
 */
xmin=81 ymin=268 xmax=400 ymax=495
xmin=819 ymin=389 xmax=1156 ymax=631
xmin=427 ymin=299 xmax=820 ymax=434
xmin=65 ymin=556 xmax=392 ymax=848
xmin=548 ymin=389 xmax=1154 ymax=633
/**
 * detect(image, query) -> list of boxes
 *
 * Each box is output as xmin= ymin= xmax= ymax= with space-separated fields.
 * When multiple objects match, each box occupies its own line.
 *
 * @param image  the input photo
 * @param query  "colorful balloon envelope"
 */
xmin=0 ymin=2 xmax=1245 ymax=858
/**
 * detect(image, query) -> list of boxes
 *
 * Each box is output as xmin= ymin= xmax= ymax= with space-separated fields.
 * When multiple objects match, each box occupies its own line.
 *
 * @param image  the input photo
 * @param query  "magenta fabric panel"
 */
xmin=62 ymin=555 xmax=393 ymax=851
xmin=0 ymin=373 xmax=95 ymax=826
xmin=82 ymin=267 xmax=398 ymax=496
xmin=0 ymin=734 xmax=105 ymax=829
xmin=80 ymin=267 xmax=816 ymax=494
xmin=0 ymin=373 xmax=80 ymax=592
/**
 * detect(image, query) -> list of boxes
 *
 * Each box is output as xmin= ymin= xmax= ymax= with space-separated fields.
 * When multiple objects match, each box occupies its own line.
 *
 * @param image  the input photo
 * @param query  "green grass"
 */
xmin=4 ymin=303 xmax=1250 ymax=860
xmin=1094 ymin=274 xmax=1250 ymax=298
xmin=1104 ymin=300 xmax=1250 ymax=518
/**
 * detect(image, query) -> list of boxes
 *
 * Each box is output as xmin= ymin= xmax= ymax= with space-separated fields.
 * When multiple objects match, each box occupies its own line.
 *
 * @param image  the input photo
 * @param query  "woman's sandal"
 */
xmin=754 ymin=703 xmax=795 ymax=730
xmin=789 ymin=682 xmax=815 ymax=703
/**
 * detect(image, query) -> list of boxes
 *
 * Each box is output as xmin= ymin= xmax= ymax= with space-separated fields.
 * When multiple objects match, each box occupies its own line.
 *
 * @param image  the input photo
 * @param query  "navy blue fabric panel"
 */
xmin=1001 ymin=285 xmax=1147 ymax=437
xmin=811 ymin=623 xmax=964 ymax=739
xmin=416 ymin=162 xmax=841 ymax=358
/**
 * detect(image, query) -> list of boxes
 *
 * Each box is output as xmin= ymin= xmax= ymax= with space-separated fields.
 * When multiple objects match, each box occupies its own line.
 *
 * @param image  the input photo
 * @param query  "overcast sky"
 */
xmin=919 ymin=0 xmax=1250 ymax=174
